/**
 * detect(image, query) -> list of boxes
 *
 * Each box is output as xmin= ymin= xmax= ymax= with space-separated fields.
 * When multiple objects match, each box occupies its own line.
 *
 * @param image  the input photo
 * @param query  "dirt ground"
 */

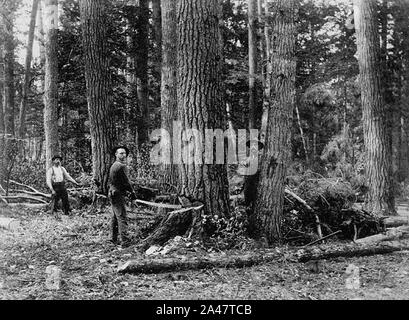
xmin=1 ymin=204 xmax=409 ymax=300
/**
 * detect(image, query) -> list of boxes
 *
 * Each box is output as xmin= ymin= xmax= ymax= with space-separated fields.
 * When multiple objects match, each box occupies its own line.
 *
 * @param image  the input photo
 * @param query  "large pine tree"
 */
xmin=252 ymin=0 xmax=298 ymax=244
xmin=354 ymin=0 xmax=395 ymax=215
xmin=80 ymin=0 xmax=114 ymax=195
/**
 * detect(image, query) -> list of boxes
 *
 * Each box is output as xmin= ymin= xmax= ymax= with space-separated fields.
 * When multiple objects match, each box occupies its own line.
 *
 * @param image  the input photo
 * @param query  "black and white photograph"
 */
xmin=1 ymin=0 xmax=409 ymax=306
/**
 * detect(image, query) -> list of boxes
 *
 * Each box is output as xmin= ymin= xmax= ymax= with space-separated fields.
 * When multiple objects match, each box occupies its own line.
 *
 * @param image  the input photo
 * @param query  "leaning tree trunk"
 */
xmin=176 ymin=0 xmax=230 ymax=217
xmin=80 ymin=0 xmax=115 ymax=195
xmin=18 ymin=0 xmax=40 ymax=139
xmin=251 ymin=0 xmax=297 ymax=244
xmin=354 ymin=0 xmax=395 ymax=216
xmin=43 ymin=0 xmax=59 ymax=170
xmin=160 ymin=0 xmax=178 ymax=188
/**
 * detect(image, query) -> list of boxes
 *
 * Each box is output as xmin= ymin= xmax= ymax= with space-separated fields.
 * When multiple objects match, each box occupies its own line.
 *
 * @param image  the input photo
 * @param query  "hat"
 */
xmin=51 ymin=155 xmax=62 ymax=161
xmin=246 ymin=139 xmax=264 ymax=150
xmin=112 ymin=145 xmax=130 ymax=156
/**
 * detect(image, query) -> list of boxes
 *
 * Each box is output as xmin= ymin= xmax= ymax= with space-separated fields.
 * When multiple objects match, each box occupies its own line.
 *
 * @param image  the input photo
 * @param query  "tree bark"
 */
xmin=252 ymin=0 xmax=297 ymax=244
xmin=18 ymin=0 xmax=40 ymax=139
xmin=176 ymin=0 xmax=230 ymax=217
xmin=248 ymin=0 xmax=258 ymax=130
xmin=160 ymin=0 xmax=178 ymax=188
xmin=80 ymin=0 xmax=115 ymax=195
xmin=43 ymin=0 xmax=60 ymax=170
xmin=353 ymin=0 xmax=395 ymax=215
xmin=136 ymin=0 xmax=149 ymax=146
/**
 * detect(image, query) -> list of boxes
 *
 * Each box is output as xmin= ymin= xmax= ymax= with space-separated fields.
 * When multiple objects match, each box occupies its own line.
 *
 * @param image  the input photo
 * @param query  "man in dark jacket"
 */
xmin=108 ymin=146 xmax=136 ymax=247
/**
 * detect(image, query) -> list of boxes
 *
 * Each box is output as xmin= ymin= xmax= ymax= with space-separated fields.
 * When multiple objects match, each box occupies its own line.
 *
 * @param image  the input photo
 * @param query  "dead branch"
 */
xmin=8 ymin=179 xmax=42 ymax=194
xmin=303 ymin=230 xmax=342 ymax=247
xmin=284 ymin=187 xmax=313 ymax=211
xmin=11 ymin=189 xmax=51 ymax=199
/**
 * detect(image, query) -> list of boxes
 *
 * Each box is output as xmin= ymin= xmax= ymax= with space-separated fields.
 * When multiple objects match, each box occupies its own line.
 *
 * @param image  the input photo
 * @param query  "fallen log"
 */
xmin=7 ymin=203 xmax=48 ymax=209
xmin=355 ymin=225 xmax=409 ymax=245
xmin=0 ymin=194 xmax=8 ymax=205
xmin=118 ymin=240 xmax=409 ymax=274
xmin=11 ymin=189 xmax=51 ymax=199
xmin=8 ymin=180 xmax=42 ymax=193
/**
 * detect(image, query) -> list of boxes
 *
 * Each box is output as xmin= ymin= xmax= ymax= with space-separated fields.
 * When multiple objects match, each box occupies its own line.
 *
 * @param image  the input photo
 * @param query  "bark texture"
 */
xmin=43 ymin=0 xmax=59 ymax=169
xmin=354 ymin=0 xmax=395 ymax=215
xmin=176 ymin=0 xmax=230 ymax=217
xmin=160 ymin=0 xmax=178 ymax=188
xmin=252 ymin=0 xmax=297 ymax=244
xmin=80 ymin=0 xmax=115 ymax=195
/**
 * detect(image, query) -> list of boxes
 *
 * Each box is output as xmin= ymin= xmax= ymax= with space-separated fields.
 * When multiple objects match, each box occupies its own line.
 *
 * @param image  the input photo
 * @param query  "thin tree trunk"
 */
xmin=18 ymin=0 xmax=40 ymax=139
xmin=80 ymin=0 xmax=115 ymax=195
xmin=353 ymin=0 xmax=395 ymax=215
xmin=252 ymin=0 xmax=297 ymax=244
xmin=43 ymin=0 xmax=59 ymax=169
xmin=176 ymin=0 xmax=230 ymax=217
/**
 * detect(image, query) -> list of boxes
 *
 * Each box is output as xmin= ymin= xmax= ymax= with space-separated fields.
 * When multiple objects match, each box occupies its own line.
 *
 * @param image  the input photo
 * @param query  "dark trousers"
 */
xmin=109 ymin=190 xmax=129 ymax=244
xmin=51 ymin=182 xmax=70 ymax=215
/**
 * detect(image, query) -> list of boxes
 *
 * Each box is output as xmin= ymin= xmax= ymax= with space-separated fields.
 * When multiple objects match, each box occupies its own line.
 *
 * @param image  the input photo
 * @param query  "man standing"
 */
xmin=46 ymin=155 xmax=80 ymax=216
xmin=108 ymin=146 xmax=136 ymax=248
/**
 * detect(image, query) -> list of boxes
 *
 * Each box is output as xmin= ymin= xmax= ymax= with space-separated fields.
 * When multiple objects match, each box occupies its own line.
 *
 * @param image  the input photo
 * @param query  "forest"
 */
xmin=1 ymin=0 xmax=409 ymax=301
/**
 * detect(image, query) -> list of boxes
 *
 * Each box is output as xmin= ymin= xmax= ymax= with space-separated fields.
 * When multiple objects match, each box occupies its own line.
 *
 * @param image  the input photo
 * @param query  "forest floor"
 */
xmin=1 ymin=203 xmax=409 ymax=300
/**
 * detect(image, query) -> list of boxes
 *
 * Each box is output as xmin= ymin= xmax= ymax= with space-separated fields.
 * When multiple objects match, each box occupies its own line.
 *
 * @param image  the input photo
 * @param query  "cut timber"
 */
xmin=355 ymin=226 xmax=409 ymax=245
xmin=383 ymin=216 xmax=409 ymax=228
xmin=139 ymin=204 xmax=203 ymax=251
xmin=118 ymin=240 xmax=409 ymax=274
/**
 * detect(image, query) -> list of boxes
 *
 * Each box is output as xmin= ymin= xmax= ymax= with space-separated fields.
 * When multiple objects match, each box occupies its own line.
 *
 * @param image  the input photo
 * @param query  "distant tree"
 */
xmin=80 ymin=0 xmax=115 ymax=194
xmin=353 ymin=0 xmax=395 ymax=215
xmin=251 ymin=0 xmax=298 ymax=244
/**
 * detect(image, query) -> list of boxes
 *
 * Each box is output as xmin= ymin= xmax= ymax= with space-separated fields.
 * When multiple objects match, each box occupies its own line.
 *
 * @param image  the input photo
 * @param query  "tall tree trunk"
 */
xmin=18 ymin=0 xmax=40 ymax=139
xmin=43 ymin=0 xmax=59 ymax=169
xmin=252 ymin=0 xmax=297 ymax=244
xmin=354 ymin=0 xmax=395 ymax=215
xmin=2 ymin=1 xmax=17 ymax=190
xmin=160 ymin=0 xmax=178 ymax=188
xmin=260 ymin=0 xmax=271 ymax=141
xmin=248 ymin=0 xmax=258 ymax=130
xmin=136 ymin=0 xmax=149 ymax=147
xmin=176 ymin=0 xmax=230 ymax=217
xmin=80 ymin=0 xmax=115 ymax=195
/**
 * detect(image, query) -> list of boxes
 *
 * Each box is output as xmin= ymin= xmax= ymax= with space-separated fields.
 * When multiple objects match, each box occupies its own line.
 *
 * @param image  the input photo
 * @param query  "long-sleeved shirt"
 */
xmin=108 ymin=161 xmax=134 ymax=194
xmin=46 ymin=165 xmax=77 ymax=190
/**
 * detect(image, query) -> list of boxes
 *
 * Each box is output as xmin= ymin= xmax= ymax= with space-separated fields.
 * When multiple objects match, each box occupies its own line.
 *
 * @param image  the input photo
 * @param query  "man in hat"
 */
xmin=108 ymin=146 xmax=136 ymax=248
xmin=46 ymin=155 xmax=80 ymax=216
